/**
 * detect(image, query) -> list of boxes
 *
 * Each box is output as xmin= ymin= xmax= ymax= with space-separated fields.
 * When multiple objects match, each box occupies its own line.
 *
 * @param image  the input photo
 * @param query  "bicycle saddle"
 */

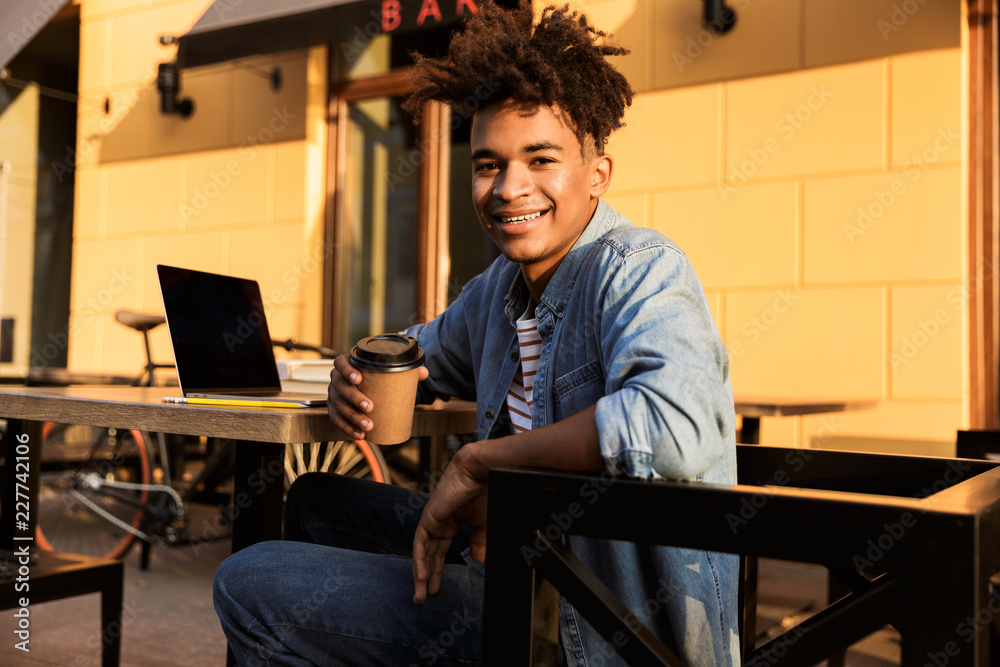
xmin=115 ymin=310 xmax=166 ymax=332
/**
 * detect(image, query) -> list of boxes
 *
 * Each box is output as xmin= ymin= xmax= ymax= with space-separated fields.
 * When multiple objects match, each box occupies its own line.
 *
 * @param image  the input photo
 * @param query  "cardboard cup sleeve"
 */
xmin=357 ymin=367 xmax=421 ymax=445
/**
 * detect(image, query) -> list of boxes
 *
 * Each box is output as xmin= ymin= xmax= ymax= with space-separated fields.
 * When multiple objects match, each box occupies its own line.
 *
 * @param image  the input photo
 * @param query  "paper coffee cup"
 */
xmin=349 ymin=333 xmax=425 ymax=445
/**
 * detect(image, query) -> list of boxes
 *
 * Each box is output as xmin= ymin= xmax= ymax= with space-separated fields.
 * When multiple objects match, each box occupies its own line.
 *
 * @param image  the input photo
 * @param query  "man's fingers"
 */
xmin=412 ymin=558 xmax=428 ymax=604
xmin=469 ymin=528 xmax=487 ymax=563
xmin=413 ymin=530 xmax=450 ymax=603
xmin=325 ymin=397 xmax=371 ymax=440
xmin=412 ymin=534 xmax=431 ymax=603
xmin=332 ymin=354 xmax=363 ymax=385
xmin=327 ymin=355 xmax=375 ymax=439
xmin=427 ymin=553 xmax=445 ymax=596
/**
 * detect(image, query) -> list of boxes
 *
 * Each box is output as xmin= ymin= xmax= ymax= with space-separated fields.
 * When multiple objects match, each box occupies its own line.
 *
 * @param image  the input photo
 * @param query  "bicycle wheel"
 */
xmin=284 ymin=440 xmax=391 ymax=487
xmin=36 ymin=423 xmax=150 ymax=559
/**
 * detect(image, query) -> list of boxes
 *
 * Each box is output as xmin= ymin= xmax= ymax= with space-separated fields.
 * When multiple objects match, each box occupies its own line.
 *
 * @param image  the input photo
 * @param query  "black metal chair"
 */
xmin=482 ymin=444 xmax=1000 ymax=666
xmin=956 ymin=429 xmax=1000 ymax=666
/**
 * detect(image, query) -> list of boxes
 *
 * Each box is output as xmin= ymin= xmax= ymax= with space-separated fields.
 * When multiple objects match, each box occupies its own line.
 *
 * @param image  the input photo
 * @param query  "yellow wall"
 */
xmin=71 ymin=0 xmax=327 ymax=376
xmin=67 ymin=0 xmax=970 ymax=453
xmin=0 ymin=85 xmax=39 ymax=376
xmin=591 ymin=0 xmax=966 ymax=452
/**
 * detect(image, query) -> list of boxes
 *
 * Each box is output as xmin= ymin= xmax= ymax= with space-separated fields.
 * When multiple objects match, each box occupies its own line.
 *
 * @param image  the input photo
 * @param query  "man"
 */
xmin=214 ymin=2 xmax=740 ymax=665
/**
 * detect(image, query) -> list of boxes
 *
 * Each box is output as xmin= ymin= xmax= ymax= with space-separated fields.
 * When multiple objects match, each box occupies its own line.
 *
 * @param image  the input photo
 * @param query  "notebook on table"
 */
xmin=156 ymin=264 xmax=327 ymax=407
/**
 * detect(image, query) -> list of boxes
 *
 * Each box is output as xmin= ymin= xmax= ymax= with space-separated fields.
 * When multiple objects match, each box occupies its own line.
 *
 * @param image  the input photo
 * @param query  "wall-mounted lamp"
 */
xmin=156 ymin=61 xmax=193 ymax=118
xmin=704 ymin=0 xmax=737 ymax=34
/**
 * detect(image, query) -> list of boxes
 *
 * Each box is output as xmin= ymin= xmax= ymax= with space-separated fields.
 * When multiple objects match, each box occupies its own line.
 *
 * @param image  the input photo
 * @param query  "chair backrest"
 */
xmin=956 ymin=429 xmax=1000 ymax=462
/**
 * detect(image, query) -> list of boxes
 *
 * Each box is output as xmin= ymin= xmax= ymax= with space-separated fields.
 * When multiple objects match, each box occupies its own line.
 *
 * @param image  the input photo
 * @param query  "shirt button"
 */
xmin=510 ymin=352 xmax=518 ymax=361
xmin=556 ymin=305 xmax=564 ymax=313
xmin=486 ymin=410 xmax=495 ymax=419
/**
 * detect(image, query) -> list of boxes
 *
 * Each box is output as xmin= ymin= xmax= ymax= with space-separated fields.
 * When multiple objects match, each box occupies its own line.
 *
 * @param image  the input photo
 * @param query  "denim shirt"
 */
xmin=408 ymin=199 xmax=740 ymax=666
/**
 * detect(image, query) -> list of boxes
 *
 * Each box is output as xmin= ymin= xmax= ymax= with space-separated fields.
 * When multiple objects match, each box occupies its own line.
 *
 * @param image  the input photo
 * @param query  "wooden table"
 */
xmin=735 ymin=396 xmax=876 ymax=444
xmin=0 ymin=385 xmax=476 ymax=666
xmin=0 ymin=385 xmax=476 ymax=553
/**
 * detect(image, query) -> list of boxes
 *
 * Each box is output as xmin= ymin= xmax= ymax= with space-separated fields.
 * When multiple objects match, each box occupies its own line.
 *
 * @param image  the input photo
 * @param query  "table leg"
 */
xmin=740 ymin=417 xmax=761 ymax=445
xmin=225 ymin=441 xmax=285 ymax=666
xmin=896 ymin=529 xmax=981 ymax=666
xmin=230 ymin=441 xmax=284 ymax=553
xmin=100 ymin=560 xmax=124 ymax=667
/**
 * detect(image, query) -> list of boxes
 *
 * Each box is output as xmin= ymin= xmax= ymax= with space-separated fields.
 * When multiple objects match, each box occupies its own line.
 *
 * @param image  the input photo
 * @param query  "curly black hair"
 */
xmin=402 ymin=0 xmax=634 ymax=154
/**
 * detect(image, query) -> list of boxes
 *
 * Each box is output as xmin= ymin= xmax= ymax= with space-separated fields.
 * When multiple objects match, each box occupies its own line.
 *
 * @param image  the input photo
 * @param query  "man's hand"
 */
xmin=327 ymin=353 xmax=428 ymax=440
xmin=412 ymin=444 xmax=489 ymax=604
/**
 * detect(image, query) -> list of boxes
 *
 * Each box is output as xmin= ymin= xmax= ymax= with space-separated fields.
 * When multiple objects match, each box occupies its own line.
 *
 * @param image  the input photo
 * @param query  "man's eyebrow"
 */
xmin=523 ymin=142 xmax=564 ymax=153
xmin=471 ymin=142 xmax=565 ymax=161
xmin=471 ymin=148 xmax=499 ymax=161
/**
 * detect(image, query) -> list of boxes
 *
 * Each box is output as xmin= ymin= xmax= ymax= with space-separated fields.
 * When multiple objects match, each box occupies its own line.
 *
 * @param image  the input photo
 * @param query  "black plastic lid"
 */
xmin=349 ymin=334 xmax=424 ymax=372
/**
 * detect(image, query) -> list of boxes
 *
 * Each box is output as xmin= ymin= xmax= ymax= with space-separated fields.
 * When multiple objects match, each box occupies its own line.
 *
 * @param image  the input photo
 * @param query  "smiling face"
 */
xmin=470 ymin=101 xmax=613 ymax=297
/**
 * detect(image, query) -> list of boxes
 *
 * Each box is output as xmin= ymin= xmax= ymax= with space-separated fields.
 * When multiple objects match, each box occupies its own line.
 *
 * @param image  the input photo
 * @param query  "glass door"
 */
xmin=340 ymin=95 xmax=420 ymax=348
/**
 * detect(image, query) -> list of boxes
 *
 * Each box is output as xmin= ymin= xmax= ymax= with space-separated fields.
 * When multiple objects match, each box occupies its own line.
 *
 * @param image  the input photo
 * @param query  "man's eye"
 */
xmin=475 ymin=163 xmax=499 ymax=173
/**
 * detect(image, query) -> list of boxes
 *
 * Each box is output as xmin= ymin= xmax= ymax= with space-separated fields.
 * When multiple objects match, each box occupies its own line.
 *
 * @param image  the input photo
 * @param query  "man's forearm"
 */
xmin=462 ymin=404 xmax=606 ymax=479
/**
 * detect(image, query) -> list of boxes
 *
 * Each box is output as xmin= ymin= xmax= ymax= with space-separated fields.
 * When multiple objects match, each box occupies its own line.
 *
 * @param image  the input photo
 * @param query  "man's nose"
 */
xmin=494 ymin=163 xmax=533 ymax=200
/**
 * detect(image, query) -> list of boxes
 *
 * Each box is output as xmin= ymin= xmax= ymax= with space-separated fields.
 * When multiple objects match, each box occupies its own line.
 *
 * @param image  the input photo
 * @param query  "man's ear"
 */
xmin=589 ymin=153 xmax=614 ymax=198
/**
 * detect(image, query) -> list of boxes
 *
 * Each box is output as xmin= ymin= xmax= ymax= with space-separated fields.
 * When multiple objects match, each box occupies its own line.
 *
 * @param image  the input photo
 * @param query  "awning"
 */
xmin=176 ymin=0 xmax=480 ymax=69
xmin=0 ymin=0 xmax=71 ymax=71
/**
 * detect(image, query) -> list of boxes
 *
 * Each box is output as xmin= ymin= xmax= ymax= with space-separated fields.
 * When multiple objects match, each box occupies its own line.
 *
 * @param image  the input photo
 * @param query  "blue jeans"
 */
xmin=213 ymin=473 xmax=484 ymax=666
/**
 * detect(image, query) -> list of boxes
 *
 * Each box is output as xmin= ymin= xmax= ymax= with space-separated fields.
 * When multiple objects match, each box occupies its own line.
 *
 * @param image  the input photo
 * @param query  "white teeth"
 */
xmin=500 ymin=211 xmax=543 ymax=224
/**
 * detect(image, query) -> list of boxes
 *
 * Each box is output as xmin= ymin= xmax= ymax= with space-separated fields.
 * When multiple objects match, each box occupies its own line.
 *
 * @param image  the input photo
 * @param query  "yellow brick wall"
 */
xmin=67 ymin=0 xmax=968 ymax=454
xmin=71 ymin=0 xmax=326 ymax=375
xmin=596 ymin=0 xmax=965 ymax=453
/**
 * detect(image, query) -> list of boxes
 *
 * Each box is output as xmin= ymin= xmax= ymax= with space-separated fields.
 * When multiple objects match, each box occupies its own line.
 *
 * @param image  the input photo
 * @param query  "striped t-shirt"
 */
xmin=507 ymin=308 xmax=541 ymax=433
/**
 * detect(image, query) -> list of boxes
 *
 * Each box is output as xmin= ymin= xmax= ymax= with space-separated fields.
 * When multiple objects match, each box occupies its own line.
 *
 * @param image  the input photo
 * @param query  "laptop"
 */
xmin=156 ymin=264 xmax=327 ymax=407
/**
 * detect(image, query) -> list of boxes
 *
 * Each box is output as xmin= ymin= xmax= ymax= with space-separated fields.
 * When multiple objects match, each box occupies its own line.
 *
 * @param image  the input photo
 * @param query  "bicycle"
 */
xmin=32 ymin=309 xmax=392 ymax=562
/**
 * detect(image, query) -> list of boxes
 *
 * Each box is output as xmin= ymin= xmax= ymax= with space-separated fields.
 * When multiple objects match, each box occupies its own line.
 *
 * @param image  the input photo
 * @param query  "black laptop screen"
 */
xmin=157 ymin=265 xmax=282 ymax=393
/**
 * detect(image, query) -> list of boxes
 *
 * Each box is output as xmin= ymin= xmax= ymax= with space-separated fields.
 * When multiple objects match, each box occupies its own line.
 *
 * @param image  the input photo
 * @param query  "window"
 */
xmin=324 ymin=40 xmax=500 ymax=352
